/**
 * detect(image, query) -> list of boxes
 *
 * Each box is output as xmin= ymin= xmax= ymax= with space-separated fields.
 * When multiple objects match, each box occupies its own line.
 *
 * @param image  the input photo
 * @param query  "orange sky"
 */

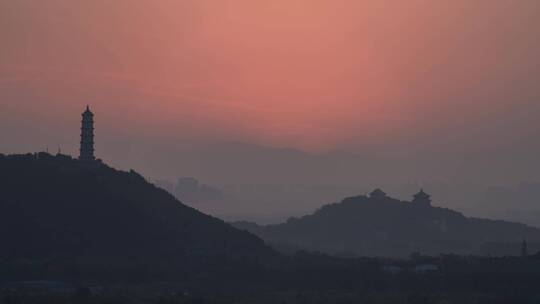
xmin=1 ymin=0 xmax=540 ymax=155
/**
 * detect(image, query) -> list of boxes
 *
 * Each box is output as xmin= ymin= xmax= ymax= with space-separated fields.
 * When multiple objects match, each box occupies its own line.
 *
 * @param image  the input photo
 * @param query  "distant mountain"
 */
xmin=137 ymin=141 xmax=540 ymax=228
xmin=0 ymin=153 xmax=275 ymax=280
xmin=232 ymin=190 xmax=540 ymax=257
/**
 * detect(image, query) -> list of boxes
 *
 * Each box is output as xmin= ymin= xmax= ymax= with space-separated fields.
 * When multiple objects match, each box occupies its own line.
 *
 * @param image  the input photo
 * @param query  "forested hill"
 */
xmin=0 ymin=153 xmax=275 ymax=279
xmin=233 ymin=192 xmax=540 ymax=257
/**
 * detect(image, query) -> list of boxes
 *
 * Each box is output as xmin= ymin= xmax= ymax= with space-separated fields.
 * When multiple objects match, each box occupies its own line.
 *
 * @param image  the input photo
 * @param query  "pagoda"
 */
xmin=412 ymin=189 xmax=431 ymax=206
xmin=79 ymin=106 xmax=95 ymax=161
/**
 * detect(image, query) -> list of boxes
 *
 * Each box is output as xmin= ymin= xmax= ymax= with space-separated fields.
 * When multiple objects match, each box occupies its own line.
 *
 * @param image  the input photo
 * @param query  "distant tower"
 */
xmin=79 ymin=106 xmax=95 ymax=161
xmin=522 ymin=240 xmax=528 ymax=257
xmin=413 ymin=189 xmax=432 ymax=206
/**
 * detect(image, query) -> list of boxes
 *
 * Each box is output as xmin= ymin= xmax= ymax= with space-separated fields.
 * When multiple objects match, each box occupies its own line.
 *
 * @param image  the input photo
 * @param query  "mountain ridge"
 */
xmin=0 ymin=152 xmax=276 ymax=280
xmin=233 ymin=191 xmax=540 ymax=257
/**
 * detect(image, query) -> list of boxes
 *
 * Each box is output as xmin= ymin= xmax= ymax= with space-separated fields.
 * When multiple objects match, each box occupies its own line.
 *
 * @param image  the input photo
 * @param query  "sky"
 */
xmin=2 ymin=1 xmax=540 ymax=220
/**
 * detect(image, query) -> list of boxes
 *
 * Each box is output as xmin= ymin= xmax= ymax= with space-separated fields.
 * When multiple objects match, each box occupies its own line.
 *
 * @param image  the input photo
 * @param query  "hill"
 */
xmin=0 ymin=153 xmax=275 ymax=281
xmin=233 ymin=190 xmax=540 ymax=257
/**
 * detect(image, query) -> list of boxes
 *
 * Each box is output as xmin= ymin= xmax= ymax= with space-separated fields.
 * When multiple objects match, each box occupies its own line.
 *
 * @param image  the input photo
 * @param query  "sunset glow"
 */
xmin=1 ymin=0 xmax=539 ymax=154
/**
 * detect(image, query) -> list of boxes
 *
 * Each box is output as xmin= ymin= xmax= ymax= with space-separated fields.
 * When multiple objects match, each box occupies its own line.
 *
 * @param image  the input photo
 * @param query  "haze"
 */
xmin=1 ymin=0 xmax=540 ymax=223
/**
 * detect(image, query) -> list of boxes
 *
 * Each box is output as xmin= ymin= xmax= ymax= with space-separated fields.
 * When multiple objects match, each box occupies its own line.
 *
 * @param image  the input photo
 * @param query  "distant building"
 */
xmin=413 ymin=264 xmax=439 ymax=273
xmin=382 ymin=265 xmax=403 ymax=274
xmin=522 ymin=240 xmax=528 ymax=257
xmin=156 ymin=177 xmax=224 ymax=204
xmin=79 ymin=106 xmax=95 ymax=161
xmin=369 ymin=188 xmax=387 ymax=199
xmin=412 ymin=189 xmax=432 ymax=206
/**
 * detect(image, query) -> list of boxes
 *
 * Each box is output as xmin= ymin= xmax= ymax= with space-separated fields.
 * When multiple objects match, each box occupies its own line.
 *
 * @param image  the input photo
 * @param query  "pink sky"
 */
xmin=1 ymin=0 xmax=539 ymax=160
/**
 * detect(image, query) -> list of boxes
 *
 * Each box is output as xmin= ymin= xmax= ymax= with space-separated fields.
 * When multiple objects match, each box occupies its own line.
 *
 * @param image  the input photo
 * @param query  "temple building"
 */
xmin=370 ymin=188 xmax=387 ymax=200
xmin=412 ymin=189 xmax=432 ymax=206
xmin=79 ymin=106 xmax=95 ymax=161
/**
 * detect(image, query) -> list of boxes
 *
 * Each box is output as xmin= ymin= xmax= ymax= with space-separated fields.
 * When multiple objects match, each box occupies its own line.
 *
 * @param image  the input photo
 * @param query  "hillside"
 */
xmin=0 ymin=153 xmax=275 ymax=280
xmin=233 ymin=190 xmax=540 ymax=257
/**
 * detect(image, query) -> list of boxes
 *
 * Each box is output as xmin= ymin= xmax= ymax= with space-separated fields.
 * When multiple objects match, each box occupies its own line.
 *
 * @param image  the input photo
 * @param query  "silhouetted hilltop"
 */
xmin=233 ymin=190 xmax=540 ymax=257
xmin=0 ymin=153 xmax=275 ymax=280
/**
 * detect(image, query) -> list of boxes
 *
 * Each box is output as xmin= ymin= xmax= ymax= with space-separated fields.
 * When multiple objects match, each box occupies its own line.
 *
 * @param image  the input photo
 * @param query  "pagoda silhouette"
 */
xmin=79 ymin=106 xmax=95 ymax=161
